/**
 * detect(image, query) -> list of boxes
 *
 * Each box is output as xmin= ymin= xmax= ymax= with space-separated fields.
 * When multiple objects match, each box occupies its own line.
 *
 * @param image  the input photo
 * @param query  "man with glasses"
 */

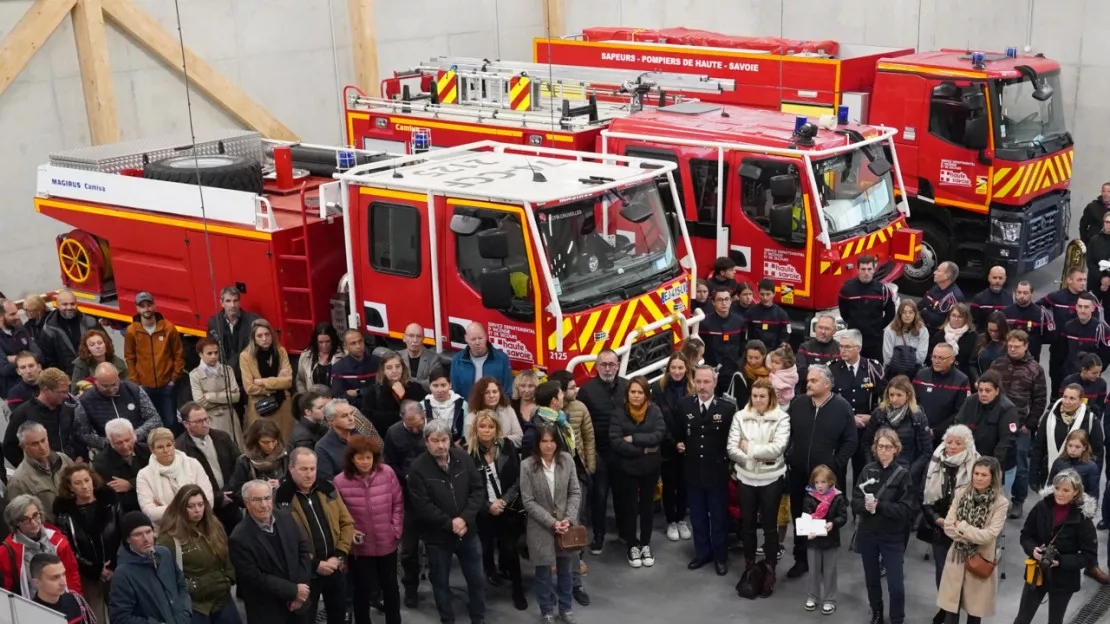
xmin=3 ymin=368 xmax=84 ymax=475
xmin=74 ymin=361 xmax=160 ymax=452
xmin=175 ymin=402 xmax=242 ymax=531
xmin=699 ymin=287 xmax=746 ymax=396
xmin=838 ymin=254 xmax=895 ymax=361
xmin=7 ymin=421 xmax=74 ymax=524
xmin=109 ymin=511 xmax=191 ymax=624
xmin=578 ymin=349 xmax=629 ymax=554
xmin=796 ymin=315 xmax=841 ymax=395
xmin=989 ymin=330 xmax=1047 ymax=519
xmin=230 ymin=479 xmax=313 ymax=624
xmin=830 ymin=329 xmax=885 ymax=490
xmin=913 ymin=343 xmax=971 ymax=448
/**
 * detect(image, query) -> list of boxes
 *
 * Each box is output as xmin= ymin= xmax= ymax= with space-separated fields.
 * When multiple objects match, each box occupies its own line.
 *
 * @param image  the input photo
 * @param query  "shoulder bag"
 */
xmin=254 ymin=394 xmax=279 ymax=416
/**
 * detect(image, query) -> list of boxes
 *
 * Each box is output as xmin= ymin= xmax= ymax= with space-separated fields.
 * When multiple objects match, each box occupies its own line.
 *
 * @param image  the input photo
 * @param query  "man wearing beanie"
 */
xmin=109 ymin=511 xmax=191 ymax=624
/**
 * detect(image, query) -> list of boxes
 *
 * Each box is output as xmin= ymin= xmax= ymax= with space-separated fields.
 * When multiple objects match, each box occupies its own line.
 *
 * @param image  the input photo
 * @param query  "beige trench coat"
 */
xmin=189 ymin=364 xmax=244 ymax=449
xmin=239 ymin=347 xmax=295 ymax=442
xmin=936 ymin=487 xmax=1010 ymax=617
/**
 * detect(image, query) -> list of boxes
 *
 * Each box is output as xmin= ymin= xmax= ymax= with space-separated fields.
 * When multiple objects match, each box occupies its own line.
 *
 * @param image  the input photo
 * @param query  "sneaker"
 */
xmin=756 ymin=545 xmax=765 ymax=557
xmin=804 ymin=599 xmax=817 ymax=611
xmin=628 ymin=545 xmax=643 ymax=568
xmin=677 ymin=521 xmax=692 ymax=540
xmin=589 ymin=538 xmax=603 ymax=555
xmin=777 ymin=545 xmax=786 ymax=561
xmin=560 ymin=612 xmax=579 ymax=624
xmin=821 ymin=603 xmax=836 ymax=615
xmin=640 ymin=545 xmax=655 ymax=567
xmin=541 ymin=616 xmax=557 ymax=624
xmin=666 ymin=522 xmax=680 ymax=541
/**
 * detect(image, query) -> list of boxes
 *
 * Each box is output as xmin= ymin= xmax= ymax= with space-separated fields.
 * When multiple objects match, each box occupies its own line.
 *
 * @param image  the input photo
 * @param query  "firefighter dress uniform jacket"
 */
xmin=1037 ymin=289 xmax=1085 ymax=348
xmin=1059 ymin=373 xmax=1108 ymax=420
xmin=1004 ymin=301 xmax=1056 ymax=361
xmin=970 ymin=287 xmax=1014 ymax=329
xmin=676 ymin=395 xmax=735 ymax=486
xmin=795 ymin=338 xmax=841 ymax=395
xmin=913 ymin=367 xmax=971 ymax=445
xmin=837 ymin=277 xmax=895 ymax=349
xmin=918 ymin=283 xmax=966 ymax=334
xmin=830 ymin=358 xmax=885 ymax=416
xmin=1063 ymin=317 xmax=1110 ymax=377
xmin=744 ymin=303 xmax=791 ymax=350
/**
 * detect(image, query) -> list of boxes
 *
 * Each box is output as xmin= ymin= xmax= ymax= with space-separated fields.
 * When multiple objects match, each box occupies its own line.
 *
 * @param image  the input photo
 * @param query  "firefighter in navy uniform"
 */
xmin=795 ymin=315 xmax=841 ymax=396
xmin=745 ymin=279 xmax=791 ymax=350
xmin=1004 ymin=280 xmax=1055 ymax=361
xmin=829 ymin=329 xmax=884 ymax=489
xmin=970 ymin=266 xmax=1013 ymax=329
xmin=1060 ymin=353 xmax=1107 ymax=422
xmin=837 ymin=254 xmax=895 ymax=362
xmin=917 ymin=261 xmax=966 ymax=335
xmin=699 ymin=287 xmax=745 ymax=397
xmin=1038 ymin=267 xmax=1089 ymax=392
xmin=1062 ymin=293 xmax=1110 ymax=379
xmin=913 ymin=342 xmax=971 ymax=447
xmin=678 ymin=366 xmax=736 ymax=575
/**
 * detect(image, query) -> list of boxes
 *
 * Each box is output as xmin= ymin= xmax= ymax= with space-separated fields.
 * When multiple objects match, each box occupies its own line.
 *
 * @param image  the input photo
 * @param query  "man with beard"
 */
xmin=970 ymin=266 xmax=1013 ymax=329
xmin=838 ymin=255 xmax=895 ymax=361
xmin=577 ymin=349 xmax=628 ymax=554
xmin=1039 ymin=268 xmax=1091 ymax=392
xmin=1062 ymin=293 xmax=1110 ymax=378
xmin=0 ymin=299 xmax=43 ymax=399
xmin=917 ymin=261 xmax=965 ymax=334
xmin=39 ymin=290 xmax=97 ymax=375
xmin=1004 ymin=280 xmax=1055 ymax=361
xmin=123 ymin=293 xmax=184 ymax=428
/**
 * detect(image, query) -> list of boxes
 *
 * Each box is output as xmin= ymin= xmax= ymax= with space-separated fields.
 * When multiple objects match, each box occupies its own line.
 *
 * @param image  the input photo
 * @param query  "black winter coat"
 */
xmin=228 ymin=508 xmax=312 ymax=624
xmin=382 ymin=421 xmax=425 ymax=494
xmin=578 ymin=376 xmax=628 ymax=455
xmin=801 ymin=489 xmax=849 ymax=550
xmin=363 ymin=381 xmax=427 ymax=436
xmin=851 ymin=460 xmax=916 ymax=540
xmin=609 ymin=404 xmax=666 ymax=477
xmin=1079 ymin=197 xmax=1109 ymax=244
xmin=862 ymin=406 xmax=933 ymax=486
xmin=920 ymin=463 xmax=959 ymax=547
xmin=786 ymin=394 xmax=858 ymax=478
xmin=651 ymin=379 xmax=690 ymax=458
xmin=92 ymin=444 xmax=151 ymax=513
xmin=3 ymin=397 xmax=86 ymax=469
xmin=1087 ymin=232 xmax=1110 ymax=279
xmin=1019 ymin=494 xmax=1098 ymax=593
xmin=407 ymin=447 xmax=486 ymax=544
xmin=1030 ymin=401 xmax=1105 ymax=489
xmin=954 ymin=394 xmax=1021 ymax=470
xmin=927 ymin=330 xmax=980 ymax=381
xmin=53 ymin=487 xmax=122 ymax=577
xmin=291 ymin=418 xmax=328 ymax=450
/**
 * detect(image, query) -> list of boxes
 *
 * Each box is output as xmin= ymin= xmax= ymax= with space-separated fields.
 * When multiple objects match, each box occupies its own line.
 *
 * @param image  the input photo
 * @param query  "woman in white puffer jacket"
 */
xmin=727 ymin=377 xmax=791 ymax=576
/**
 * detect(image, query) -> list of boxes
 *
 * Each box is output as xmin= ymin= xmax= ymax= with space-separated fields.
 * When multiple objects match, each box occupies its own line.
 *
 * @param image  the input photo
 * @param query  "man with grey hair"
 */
xmin=315 ymin=398 xmax=363 ymax=483
xmin=93 ymin=417 xmax=151 ymax=512
xmin=408 ymin=417 xmax=486 ymax=624
xmin=229 ymin=479 xmax=312 ymax=624
xmin=38 ymin=289 xmax=97 ymax=375
xmin=206 ymin=285 xmax=260 ymax=378
xmin=578 ymin=348 xmax=628 ymax=554
xmin=75 ymin=361 xmax=160 ymax=451
xmin=8 ymin=421 xmax=74 ymax=524
xmin=384 ymin=399 xmax=427 ymax=607
xmin=913 ymin=342 xmax=971 ymax=448
xmin=796 ymin=314 xmax=841 ymax=395
xmin=785 ymin=364 xmax=857 ymax=578
xmin=917 ymin=260 xmax=965 ymax=334
xmin=830 ymin=329 xmax=885 ymax=488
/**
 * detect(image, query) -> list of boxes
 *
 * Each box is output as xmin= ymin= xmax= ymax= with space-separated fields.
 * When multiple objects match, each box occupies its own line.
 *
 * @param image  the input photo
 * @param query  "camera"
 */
xmin=1039 ymin=544 xmax=1059 ymax=572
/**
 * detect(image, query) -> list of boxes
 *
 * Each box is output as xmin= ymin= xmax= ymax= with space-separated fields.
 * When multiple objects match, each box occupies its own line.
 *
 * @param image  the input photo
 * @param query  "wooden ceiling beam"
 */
xmin=101 ymin=0 xmax=299 ymax=141
xmin=348 ymin=0 xmax=379 ymax=98
xmin=71 ymin=0 xmax=120 ymax=144
xmin=0 ymin=0 xmax=78 ymax=99
xmin=542 ymin=0 xmax=565 ymax=38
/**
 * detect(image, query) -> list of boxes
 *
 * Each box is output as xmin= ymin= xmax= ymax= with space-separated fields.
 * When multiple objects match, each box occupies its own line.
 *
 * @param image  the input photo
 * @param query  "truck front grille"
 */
xmin=626 ymin=329 xmax=675 ymax=374
xmin=1026 ymin=205 xmax=1059 ymax=258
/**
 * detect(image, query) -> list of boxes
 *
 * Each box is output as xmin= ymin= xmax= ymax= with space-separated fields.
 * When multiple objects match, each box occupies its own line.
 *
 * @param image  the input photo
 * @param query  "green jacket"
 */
xmin=155 ymin=532 xmax=235 ymax=615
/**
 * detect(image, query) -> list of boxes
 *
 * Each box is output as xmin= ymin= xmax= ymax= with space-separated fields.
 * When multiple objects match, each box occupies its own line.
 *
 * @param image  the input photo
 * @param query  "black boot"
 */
xmin=932 ymin=609 xmax=945 ymax=624
xmin=870 ymin=606 xmax=885 ymax=624
xmin=511 ymin=585 xmax=528 ymax=611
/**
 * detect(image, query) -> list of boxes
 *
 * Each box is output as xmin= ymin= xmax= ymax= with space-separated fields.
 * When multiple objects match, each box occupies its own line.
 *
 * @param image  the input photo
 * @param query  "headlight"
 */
xmin=990 ymin=219 xmax=1022 ymax=244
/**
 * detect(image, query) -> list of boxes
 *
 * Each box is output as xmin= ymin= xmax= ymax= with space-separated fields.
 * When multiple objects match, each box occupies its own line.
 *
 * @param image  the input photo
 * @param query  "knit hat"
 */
xmin=119 ymin=511 xmax=153 ymax=538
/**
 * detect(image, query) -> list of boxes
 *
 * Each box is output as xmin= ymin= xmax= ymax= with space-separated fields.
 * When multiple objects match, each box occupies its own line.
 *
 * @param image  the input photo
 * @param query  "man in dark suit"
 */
xmin=92 ymin=417 xmax=151 ymax=512
xmin=829 ymin=329 xmax=885 ymax=492
xmin=176 ymin=402 xmax=242 ymax=533
xmin=229 ymin=479 xmax=313 ymax=624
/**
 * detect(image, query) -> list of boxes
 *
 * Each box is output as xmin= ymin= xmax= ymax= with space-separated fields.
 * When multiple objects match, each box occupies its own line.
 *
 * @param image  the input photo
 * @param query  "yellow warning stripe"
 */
xmin=995 ymin=165 xmax=1024 ymax=198
xmin=1015 ymin=160 xmax=1041 ymax=198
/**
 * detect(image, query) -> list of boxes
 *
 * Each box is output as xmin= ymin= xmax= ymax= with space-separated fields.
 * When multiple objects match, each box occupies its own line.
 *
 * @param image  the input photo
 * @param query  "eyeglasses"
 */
xmin=931 ymin=355 xmax=954 ymax=361
xmin=188 ymin=417 xmax=211 ymax=425
xmin=597 ymin=362 xmax=618 ymax=368
xmin=876 ymin=443 xmax=896 ymax=451
xmin=18 ymin=512 xmax=41 ymax=524
xmin=840 ymin=344 xmax=860 ymax=350
xmin=247 ymin=495 xmax=272 ymax=504
xmin=714 ymin=297 xmax=732 ymax=303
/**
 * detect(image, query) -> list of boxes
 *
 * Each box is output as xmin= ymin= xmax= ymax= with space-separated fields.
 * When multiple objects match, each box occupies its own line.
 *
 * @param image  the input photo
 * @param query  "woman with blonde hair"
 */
xmin=927 ymin=303 xmax=979 ymax=380
xmin=239 ymin=318 xmax=294 ymax=440
xmin=136 ymin=427 xmax=213 ymax=523
xmin=863 ymin=375 xmax=933 ymax=485
xmin=155 ymin=484 xmax=238 ymax=624
xmin=511 ymin=369 xmax=540 ymax=439
xmin=883 ymin=299 xmax=929 ymax=378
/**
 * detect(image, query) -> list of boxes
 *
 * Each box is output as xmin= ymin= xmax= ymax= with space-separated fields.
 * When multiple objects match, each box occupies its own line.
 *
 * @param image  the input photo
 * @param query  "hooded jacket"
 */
xmin=1030 ymin=399 xmax=1105 ymax=489
xmin=109 ymin=544 xmax=191 ymax=624
xmin=1019 ymin=489 xmax=1098 ymax=593
xmin=123 ymin=312 xmax=185 ymax=389
xmin=39 ymin=310 xmax=98 ymax=375
xmin=990 ymin=352 xmax=1049 ymax=430
xmin=420 ymin=391 xmax=465 ymax=439
xmin=727 ymin=402 xmax=789 ymax=483
xmin=1079 ymin=197 xmax=1110 ymax=243
xmin=954 ymin=393 xmax=1021 ymax=470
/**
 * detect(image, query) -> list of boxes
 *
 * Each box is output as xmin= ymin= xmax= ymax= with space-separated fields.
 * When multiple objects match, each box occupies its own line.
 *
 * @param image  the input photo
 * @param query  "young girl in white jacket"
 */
xmin=727 ymin=378 xmax=791 ymax=596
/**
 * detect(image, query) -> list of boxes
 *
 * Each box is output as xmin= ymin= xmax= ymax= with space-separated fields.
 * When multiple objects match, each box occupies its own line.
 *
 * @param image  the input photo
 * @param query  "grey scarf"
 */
xmin=14 ymin=529 xmax=58 ymax=598
xmin=886 ymin=404 xmax=910 ymax=428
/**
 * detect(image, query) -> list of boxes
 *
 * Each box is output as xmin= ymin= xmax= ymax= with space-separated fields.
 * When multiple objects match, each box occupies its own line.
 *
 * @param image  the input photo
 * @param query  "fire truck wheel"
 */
xmin=898 ymin=220 xmax=950 ymax=296
xmin=142 ymin=155 xmax=263 ymax=195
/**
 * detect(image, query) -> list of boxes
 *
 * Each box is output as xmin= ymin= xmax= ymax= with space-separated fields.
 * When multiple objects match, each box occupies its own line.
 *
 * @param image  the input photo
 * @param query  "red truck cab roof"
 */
xmin=879 ymin=49 xmax=1060 ymax=79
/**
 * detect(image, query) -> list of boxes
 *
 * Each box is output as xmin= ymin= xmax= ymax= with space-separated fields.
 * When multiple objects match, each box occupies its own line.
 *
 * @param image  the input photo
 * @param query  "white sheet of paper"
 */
xmin=795 ymin=513 xmax=828 ymax=537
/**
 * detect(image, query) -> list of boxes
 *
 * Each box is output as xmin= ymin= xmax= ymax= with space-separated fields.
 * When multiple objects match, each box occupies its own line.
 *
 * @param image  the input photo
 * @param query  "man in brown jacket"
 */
xmin=989 ymin=329 xmax=1047 ymax=518
xmin=274 ymin=447 xmax=355 ymax=624
xmin=124 ymin=292 xmax=184 ymax=430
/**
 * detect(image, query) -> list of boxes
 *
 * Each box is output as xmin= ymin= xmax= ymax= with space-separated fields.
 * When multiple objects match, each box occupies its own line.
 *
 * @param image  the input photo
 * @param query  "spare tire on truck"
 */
xmin=142 ymin=154 xmax=263 ymax=195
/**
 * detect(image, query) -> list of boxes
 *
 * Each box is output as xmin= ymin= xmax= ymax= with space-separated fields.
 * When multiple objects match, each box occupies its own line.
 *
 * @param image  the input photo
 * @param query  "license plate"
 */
xmin=660 ymin=281 xmax=689 ymax=303
xmin=1034 ymin=256 xmax=1049 ymax=270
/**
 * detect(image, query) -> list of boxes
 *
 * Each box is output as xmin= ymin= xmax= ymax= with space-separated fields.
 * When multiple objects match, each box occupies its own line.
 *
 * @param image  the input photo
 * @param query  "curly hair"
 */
xmin=76 ymin=329 xmax=115 ymax=362
xmin=468 ymin=377 xmax=509 ymax=413
xmin=56 ymin=464 xmax=103 ymax=501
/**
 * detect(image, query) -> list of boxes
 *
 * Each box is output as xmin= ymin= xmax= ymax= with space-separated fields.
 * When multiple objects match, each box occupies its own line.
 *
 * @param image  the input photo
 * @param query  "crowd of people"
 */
xmin=0 ymin=247 xmax=1107 ymax=624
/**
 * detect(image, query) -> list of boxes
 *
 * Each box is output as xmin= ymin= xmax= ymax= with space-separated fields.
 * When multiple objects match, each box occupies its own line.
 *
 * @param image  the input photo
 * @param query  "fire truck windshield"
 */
xmin=811 ymin=149 xmax=897 ymax=239
xmin=995 ymin=72 xmax=1067 ymax=149
xmin=537 ymin=181 xmax=678 ymax=312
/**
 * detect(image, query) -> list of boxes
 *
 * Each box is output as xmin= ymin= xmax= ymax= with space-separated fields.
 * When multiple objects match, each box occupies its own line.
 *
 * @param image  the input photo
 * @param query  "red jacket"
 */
xmin=333 ymin=464 xmax=404 ymax=557
xmin=0 ymin=526 xmax=82 ymax=597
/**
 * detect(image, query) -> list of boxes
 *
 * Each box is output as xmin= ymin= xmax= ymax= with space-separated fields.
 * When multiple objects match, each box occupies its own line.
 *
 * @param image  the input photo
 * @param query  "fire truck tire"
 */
xmin=142 ymin=155 xmax=263 ymax=195
xmin=898 ymin=220 xmax=951 ymax=296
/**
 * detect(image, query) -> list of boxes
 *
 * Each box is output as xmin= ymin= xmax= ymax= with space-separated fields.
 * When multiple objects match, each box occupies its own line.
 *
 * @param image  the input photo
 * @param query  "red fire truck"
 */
xmin=34 ymin=132 xmax=701 ymax=378
xmin=537 ymin=28 xmax=1073 ymax=293
xmin=345 ymin=59 xmax=922 ymax=332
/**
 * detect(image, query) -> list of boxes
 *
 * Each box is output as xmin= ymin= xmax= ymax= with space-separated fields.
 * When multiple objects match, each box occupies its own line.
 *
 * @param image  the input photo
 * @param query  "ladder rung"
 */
xmin=282 ymin=287 xmax=311 ymax=294
xmin=284 ymin=319 xmax=315 ymax=325
xmin=278 ymin=254 xmax=307 ymax=261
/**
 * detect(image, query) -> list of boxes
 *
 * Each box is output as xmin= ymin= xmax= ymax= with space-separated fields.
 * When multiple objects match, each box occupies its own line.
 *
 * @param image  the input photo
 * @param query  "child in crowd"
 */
xmin=708 ymin=257 xmax=739 ymax=296
xmin=801 ymin=465 xmax=848 ymax=615
xmin=768 ymin=345 xmax=798 ymax=410
xmin=1050 ymin=430 xmax=1100 ymax=497
xmin=680 ymin=336 xmax=705 ymax=367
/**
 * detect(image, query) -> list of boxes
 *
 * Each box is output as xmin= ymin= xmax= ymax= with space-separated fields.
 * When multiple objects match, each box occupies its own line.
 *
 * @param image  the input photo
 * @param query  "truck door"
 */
xmin=444 ymin=200 xmax=543 ymax=366
xmin=920 ymin=80 xmax=991 ymax=211
xmin=353 ymin=190 xmax=435 ymax=344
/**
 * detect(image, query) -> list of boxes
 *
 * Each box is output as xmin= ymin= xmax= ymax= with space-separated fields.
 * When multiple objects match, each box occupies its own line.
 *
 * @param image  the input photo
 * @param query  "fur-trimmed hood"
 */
xmin=1037 ymin=485 xmax=1099 ymax=519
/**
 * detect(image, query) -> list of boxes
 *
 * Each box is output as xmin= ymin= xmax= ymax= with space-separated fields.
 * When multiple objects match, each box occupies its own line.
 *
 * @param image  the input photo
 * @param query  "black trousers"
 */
xmin=1013 ymin=583 xmax=1073 ymax=624
xmin=1049 ymin=342 xmax=1067 ymax=394
xmin=660 ymin=456 xmax=687 ymax=524
xmin=861 ymin=336 xmax=883 ymax=363
xmin=349 ymin=552 xmax=400 ymax=624
xmin=737 ymin=477 xmax=784 ymax=566
xmin=789 ymin=469 xmax=810 ymax=562
xmin=613 ymin=469 xmax=659 ymax=547
xmin=306 ymin=569 xmax=346 ymax=624
xmin=850 ymin=427 xmax=868 ymax=494
xmin=477 ymin=512 xmax=523 ymax=591
xmin=399 ymin=507 xmax=421 ymax=593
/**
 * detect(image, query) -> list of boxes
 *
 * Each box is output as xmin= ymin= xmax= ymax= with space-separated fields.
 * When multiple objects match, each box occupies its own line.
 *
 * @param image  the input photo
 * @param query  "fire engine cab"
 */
xmin=537 ymin=28 xmax=1073 ymax=292
xmin=34 ymin=131 xmax=701 ymax=379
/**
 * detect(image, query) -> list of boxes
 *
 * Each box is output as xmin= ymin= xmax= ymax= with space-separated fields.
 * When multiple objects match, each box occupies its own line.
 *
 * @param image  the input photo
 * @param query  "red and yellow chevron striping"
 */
xmin=509 ymin=76 xmax=532 ymax=111
xmin=436 ymin=70 xmax=458 ymax=104
xmin=991 ymin=150 xmax=1074 ymax=200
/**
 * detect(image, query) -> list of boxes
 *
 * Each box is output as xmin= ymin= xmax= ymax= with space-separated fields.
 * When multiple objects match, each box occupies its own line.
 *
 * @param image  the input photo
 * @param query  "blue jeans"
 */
xmin=192 ymin=601 xmax=242 ymax=624
xmin=687 ymin=479 xmax=729 ymax=562
xmin=1010 ymin=430 xmax=1031 ymax=503
xmin=426 ymin=534 xmax=485 ymax=624
xmin=534 ymin=556 xmax=574 ymax=617
xmin=143 ymin=384 xmax=177 ymax=429
xmin=857 ymin=534 xmax=906 ymax=624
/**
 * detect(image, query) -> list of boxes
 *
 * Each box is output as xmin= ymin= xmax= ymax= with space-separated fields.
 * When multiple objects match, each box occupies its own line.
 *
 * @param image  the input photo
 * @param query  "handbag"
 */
xmin=736 ymin=561 xmax=768 ymax=600
xmin=965 ymin=552 xmax=997 ymax=578
xmin=556 ymin=525 xmax=588 ymax=552
xmin=254 ymin=394 xmax=279 ymax=416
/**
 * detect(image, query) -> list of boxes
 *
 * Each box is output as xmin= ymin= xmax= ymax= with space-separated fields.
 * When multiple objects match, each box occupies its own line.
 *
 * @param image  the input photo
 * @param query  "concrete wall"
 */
xmin=1 ymin=0 xmax=1106 ymax=298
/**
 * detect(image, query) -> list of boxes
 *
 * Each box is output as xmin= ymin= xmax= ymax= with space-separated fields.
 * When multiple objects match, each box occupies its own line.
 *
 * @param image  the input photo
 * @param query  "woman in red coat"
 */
xmin=0 ymin=494 xmax=82 ymax=598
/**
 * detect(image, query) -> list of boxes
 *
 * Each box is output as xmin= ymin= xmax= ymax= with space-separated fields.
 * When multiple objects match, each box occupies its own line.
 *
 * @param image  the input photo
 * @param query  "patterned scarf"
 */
xmin=885 ymin=404 xmax=910 ymax=428
xmin=952 ymin=486 xmax=995 ymax=562
xmin=806 ymin=486 xmax=839 ymax=520
xmin=535 ymin=406 xmax=576 ymax=453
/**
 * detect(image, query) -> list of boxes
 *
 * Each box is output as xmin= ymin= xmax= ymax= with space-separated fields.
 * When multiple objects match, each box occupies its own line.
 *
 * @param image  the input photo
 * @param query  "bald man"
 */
xmin=74 ymin=362 xmax=161 ymax=451
xmin=449 ymin=322 xmax=513 ymax=400
xmin=40 ymin=290 xmax=97 ymax=375
xmin=970 ymin=266 xmax=1013 ymax=329
xmin=402 ymin=323 xmax=440 ymax=390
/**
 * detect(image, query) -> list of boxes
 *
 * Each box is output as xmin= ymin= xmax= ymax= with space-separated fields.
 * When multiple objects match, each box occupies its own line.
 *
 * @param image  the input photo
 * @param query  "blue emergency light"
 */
xmin=412 ymin=128 xmax=432 ymax=154
xmin=794 ymin=116 xmax=807 ymax=133
xmin=971 ymin=52 xmax=985 ymax=66
xmin=1006 ymin=47 xmax=1018 ymax=58
xmin=837 ymin=106 xmax=850 ymax=125
xmin=336 ymin=149 xmax=355 ymax=170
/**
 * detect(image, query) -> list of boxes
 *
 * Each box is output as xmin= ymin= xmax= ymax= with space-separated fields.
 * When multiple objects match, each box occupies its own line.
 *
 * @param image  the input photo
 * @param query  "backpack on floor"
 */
xmin=736 ymin=560 xmax=768 ymax=600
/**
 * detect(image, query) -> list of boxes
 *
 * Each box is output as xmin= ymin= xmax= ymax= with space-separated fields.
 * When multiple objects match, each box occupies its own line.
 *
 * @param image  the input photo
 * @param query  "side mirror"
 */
xmin=619 ymin=199 xmax=653 ymax=224
xmin=769 ymin=175 xmax=797 ymax=204
xmin=477 ymin=229 xmax=509 ymax=260
xmin=769 ymin=204 xmax=793 ymax=240
xmin=1033 ymin=80 xmax=1055 ymax=102
xmin=449 ymin=214 xmax=482 ymax=236
xmin=964 ymin=116 xmax=990 ymax=150
xmin=867 ymin=158 xmax=892 ymax=178
xmin=478 ymin=267 xmax=514 ymax=310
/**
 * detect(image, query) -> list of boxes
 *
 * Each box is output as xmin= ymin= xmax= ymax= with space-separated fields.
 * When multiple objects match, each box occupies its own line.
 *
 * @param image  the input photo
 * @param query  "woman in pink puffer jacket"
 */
xmin=333 ymin=434 xmax=405 ymax=624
